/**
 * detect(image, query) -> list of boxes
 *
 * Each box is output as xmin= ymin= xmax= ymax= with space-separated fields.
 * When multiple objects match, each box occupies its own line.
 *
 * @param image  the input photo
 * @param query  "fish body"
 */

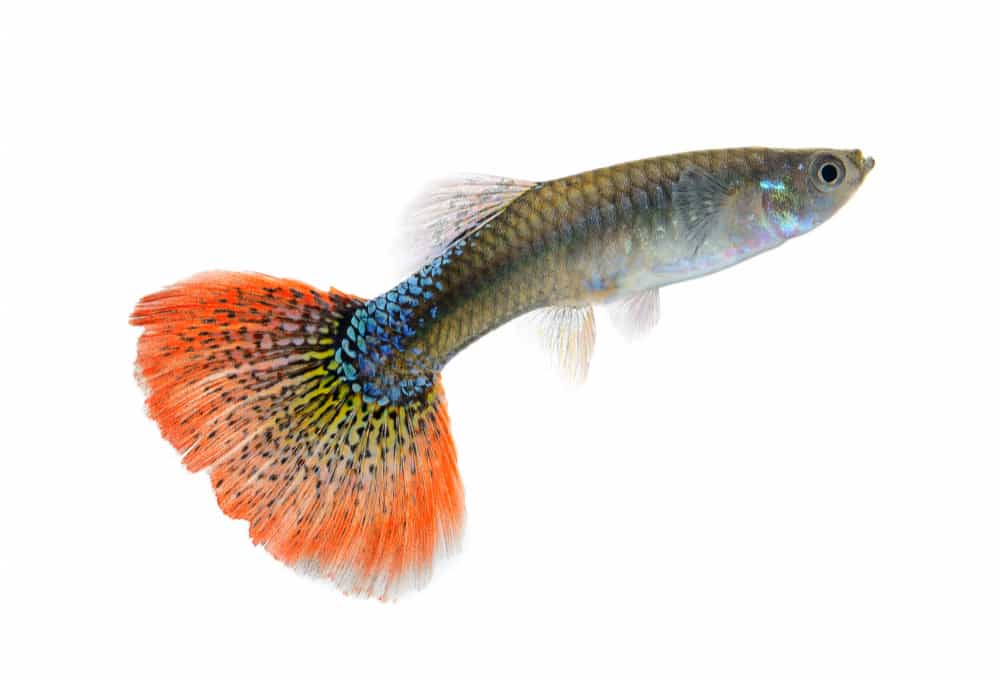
xmin=131 ymin=147 xmax=872 ymax=598
xmin=359 ymin=147 xmax=872 ymax=393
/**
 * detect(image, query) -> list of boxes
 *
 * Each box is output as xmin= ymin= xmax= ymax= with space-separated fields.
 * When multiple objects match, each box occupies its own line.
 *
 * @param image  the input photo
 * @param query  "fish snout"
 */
xmin=851 ymin=149 xmax=875 ymax=179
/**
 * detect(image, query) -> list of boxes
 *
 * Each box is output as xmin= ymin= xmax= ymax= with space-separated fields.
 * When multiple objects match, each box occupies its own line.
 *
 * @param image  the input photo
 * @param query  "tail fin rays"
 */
xmin=131 ymin=272 xmax=463 ymax=600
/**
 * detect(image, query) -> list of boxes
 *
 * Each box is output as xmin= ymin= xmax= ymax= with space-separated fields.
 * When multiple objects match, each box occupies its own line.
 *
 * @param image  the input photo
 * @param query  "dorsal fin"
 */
xmin=398 ymin=174 xmax=538 ymax=271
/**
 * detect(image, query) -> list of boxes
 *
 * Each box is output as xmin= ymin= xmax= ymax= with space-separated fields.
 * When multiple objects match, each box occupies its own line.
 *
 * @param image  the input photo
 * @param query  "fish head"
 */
xmin=757 ymin=149 xmax=874 ymax=239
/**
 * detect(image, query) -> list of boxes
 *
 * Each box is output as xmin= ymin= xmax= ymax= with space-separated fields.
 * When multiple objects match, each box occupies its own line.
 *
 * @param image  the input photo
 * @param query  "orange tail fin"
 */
xmin=131 ymin=272 xmax=464 ymax=599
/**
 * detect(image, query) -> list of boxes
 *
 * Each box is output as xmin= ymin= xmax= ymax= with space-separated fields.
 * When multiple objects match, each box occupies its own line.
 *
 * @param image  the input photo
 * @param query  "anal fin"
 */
xmin=529 ymin=305 xmax=596 ymax=383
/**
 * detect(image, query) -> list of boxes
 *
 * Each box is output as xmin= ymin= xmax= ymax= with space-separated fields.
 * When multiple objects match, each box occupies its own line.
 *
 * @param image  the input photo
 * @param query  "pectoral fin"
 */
xmin=672 ymin=165 xmax=732 ymax=254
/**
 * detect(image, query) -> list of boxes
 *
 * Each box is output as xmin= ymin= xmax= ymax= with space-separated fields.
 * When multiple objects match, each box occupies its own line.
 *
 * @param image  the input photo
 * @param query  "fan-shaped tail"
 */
xmin=131 ymin=272 xmax=463 ymax=599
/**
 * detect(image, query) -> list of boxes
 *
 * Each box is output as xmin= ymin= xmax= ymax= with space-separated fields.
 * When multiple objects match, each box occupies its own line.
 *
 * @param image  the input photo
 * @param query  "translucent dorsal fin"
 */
xmin=607 ymin=289 xmax=661 ymax=340
xmin=529 ymin=305 xmax=596 ymax=383
xmin=399 ymin=174 xmax=538 ymax=270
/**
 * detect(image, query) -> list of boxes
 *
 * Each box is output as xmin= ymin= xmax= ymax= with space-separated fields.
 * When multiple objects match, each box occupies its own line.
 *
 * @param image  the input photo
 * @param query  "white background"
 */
xmin=2 ymin=2 xmax=997 ymax=678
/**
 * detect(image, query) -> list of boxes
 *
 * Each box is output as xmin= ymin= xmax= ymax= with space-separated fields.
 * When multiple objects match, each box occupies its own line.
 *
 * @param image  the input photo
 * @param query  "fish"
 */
xmin=131 ymin=147 xmax=874 ymax=599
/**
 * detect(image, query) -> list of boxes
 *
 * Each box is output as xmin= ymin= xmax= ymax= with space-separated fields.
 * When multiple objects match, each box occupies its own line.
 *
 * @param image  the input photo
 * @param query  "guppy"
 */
xmin=132 ymin=147 xmax=873 ymax=599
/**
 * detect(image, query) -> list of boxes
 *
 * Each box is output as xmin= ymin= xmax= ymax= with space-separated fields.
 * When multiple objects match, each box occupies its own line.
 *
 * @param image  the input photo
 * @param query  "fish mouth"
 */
xmin=862 ymin=154 xmax=875 ymax=178
xmin=849 ymin=149 xmax=875 ymax=179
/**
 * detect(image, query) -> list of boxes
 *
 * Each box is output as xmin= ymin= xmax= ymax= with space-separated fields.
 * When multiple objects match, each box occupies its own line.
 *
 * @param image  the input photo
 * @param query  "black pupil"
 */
xmin=820 ymin=163 xmax=839 ymax=183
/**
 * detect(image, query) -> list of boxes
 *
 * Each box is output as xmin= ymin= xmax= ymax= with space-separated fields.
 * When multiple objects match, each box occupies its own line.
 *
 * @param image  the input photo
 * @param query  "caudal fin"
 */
xmin=131 ymin=272 xmax=464 ymax=599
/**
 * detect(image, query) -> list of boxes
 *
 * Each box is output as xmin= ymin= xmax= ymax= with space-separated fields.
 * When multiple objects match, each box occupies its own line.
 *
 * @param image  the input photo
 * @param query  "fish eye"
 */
xmin=811 ymin=155 xmax=845 ymax=191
